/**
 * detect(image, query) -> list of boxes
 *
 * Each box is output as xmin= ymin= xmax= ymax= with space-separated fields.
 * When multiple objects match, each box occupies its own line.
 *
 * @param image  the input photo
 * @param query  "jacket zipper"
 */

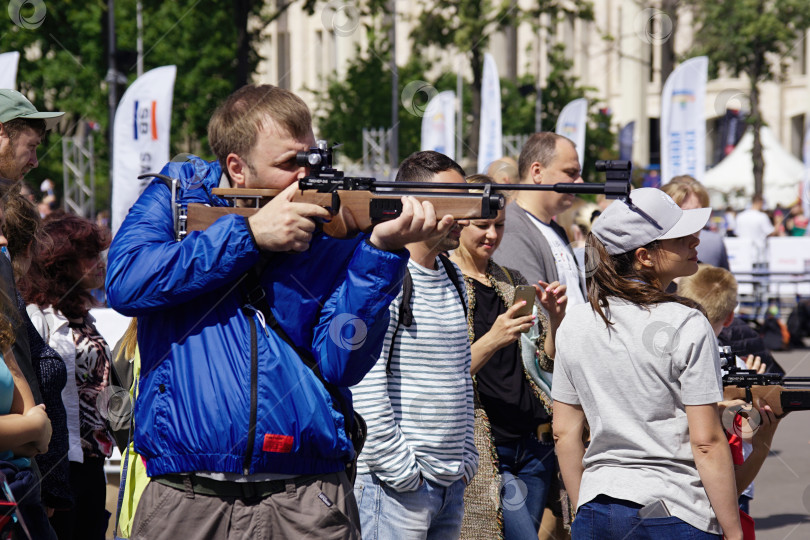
xmin=242 ymin=317 xmax=259 ymax=475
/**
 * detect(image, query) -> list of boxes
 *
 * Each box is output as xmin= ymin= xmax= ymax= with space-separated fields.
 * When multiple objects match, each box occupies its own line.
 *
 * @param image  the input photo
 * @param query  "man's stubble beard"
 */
xmin=0 ymin=144 xmax=23 ymax=181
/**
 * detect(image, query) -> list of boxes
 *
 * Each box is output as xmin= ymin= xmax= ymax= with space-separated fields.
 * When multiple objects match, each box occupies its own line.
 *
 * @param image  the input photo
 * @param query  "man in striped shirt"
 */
xmin=352 ymin=151 xmax=478 ymax=539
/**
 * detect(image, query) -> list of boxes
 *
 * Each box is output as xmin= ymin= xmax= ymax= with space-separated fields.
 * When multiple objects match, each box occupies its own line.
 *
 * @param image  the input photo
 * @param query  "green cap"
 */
xmin=0 ymin=89 xmax=64 ymax=130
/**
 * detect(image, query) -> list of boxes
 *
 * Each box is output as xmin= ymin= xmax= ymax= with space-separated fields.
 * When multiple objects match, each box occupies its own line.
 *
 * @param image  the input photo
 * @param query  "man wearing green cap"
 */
xmin=0 ymin=89 xmax=63 ymax=539
xmin=0 ymin=89 xmax=63 ymax=181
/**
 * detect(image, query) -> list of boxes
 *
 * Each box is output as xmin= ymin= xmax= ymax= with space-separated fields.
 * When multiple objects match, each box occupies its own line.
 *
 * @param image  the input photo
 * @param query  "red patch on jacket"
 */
xmin=262 ymin=434 xmax=294 ymax=453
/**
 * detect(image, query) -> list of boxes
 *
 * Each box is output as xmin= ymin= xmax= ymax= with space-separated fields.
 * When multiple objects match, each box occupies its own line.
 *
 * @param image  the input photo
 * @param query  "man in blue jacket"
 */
xmin=106 ymin=85 xmax=453 ymax=539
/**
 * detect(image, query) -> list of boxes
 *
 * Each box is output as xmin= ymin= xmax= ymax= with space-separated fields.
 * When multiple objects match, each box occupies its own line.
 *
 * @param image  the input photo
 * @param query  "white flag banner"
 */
xmin=421 ymin=91 xmax=456 ymax=160
xmin=112 ymin=65 xmax=176 ymax=235
xmin=0 ymin=52 xmax=21 ymax=89
xmin=801 ymin=126 xmax=810 ymax=223
xmin=556 ymin=98 xmax=588 ymax=169
xmin=661 ymin=56 xmax=708 ymax=183
xmin=478 ymin=53 xmax=502 ymax=173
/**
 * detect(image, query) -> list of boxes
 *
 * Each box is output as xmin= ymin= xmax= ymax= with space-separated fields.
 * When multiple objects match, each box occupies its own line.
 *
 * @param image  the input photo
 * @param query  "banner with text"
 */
xmin=478 ymin=53 xmax=502 ymax=173
xmin=556 ymin=98 xmax=588 ymax=169
xmin=421 ymin=91 xmax=456 ymax=160
xmin=0 ymin=52 xmax=20 ymax=89
xmin=660 ymin=56 xmax=707 ymax=183
xmin=112 ymin=65 xmax=176 ymax=234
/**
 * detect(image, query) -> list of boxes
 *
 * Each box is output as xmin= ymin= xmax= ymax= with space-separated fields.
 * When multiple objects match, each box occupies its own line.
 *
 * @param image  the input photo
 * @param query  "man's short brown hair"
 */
xmin=517 ymin=132 xmax=572 ymax=182
xmin=662 ymin=175 xmax=710 ymax=208
xmin=207 ymin=84 xmax=312 ymax=175
xmin=395 ymin=151 xmax=465 ymax=183
xmin=1 ymin=118 xmax=46 ymax=142
xmin=677 ymin=264 xmax=738 ymax=325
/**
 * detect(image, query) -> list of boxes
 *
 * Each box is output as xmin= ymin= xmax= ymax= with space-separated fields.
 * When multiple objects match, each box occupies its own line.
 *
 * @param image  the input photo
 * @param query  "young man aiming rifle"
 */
xmin=106 ymin=84 xmax=453 ymax=540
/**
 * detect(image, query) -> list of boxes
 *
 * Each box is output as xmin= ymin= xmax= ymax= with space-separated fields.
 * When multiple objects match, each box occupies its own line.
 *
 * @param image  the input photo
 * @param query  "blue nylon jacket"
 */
xmin=106 ymin=157 xmax=408 ymax=477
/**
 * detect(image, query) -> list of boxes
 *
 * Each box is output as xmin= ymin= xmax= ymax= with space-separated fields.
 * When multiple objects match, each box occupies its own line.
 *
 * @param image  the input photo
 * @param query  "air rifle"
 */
xmin=141 ymin=141 xmax=631 ymax=241
xmin=719 ymin=346 xmax=810 ymax=417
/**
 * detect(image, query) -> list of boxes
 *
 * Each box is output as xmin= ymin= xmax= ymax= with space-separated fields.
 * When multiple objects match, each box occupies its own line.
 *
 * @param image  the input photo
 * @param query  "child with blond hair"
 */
xmin=678 ymin=264 xmax=781 ymax=532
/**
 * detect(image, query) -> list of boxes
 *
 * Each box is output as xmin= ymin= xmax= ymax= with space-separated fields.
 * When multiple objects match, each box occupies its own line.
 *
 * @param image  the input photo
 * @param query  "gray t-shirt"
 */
xmin=552 ymin=298 xmax=724 ymax=534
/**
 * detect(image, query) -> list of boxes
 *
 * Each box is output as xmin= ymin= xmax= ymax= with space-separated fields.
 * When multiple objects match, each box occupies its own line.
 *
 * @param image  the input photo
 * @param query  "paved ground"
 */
xmin=750 ymin=345 xmax=810 ymax=539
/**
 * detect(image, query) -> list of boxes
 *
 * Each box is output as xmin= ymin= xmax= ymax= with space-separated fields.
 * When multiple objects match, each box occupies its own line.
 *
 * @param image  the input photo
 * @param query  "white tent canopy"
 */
xmin=702 ymin=126 xmax=803 ymax=209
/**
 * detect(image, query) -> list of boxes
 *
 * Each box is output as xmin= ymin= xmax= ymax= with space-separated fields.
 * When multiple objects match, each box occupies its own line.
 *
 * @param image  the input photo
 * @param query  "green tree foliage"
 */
xmin=317 ymin=37 xmax=614 ymax=180
xmin=2 ymin=0 xmax=309 ymax=211
xmin=410 ymin=0 xmax=593 ymax=159
xmin=687 ymin=0 xmax=810 ymax=197
xmin=315 ymin=43 xmax=432 ymax=163
xmin=3 ymin=0 xmax=109 ymax=199
xmin=479 ymin=44 xmax=616 ymax=181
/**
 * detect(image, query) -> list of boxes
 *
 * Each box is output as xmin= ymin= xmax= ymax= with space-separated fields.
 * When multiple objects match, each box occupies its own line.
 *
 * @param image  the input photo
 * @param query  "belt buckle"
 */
xmin=240 ymin=481 xmax=259 ymax=500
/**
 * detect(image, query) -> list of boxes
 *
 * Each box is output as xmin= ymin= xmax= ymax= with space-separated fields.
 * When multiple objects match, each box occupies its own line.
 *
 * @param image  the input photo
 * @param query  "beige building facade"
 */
xmin=256 ymin=0 xmax=810 ymax=169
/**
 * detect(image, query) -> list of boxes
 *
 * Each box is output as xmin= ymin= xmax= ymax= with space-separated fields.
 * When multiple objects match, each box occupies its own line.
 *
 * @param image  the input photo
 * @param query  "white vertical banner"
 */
xmin=478 ymin=53 xmax=502 ymax=173
xmin=0 ymin=52 xmax=21 ymax=89
xmin=556 ymin=98 xmax=588 ymax=169
xmin=660 ymin=56 xmax=708 ymax=183
xmin=800 ymin=126 xmax=810 ymax=224
xmin=112 ymin=65 xmax=176 ymax=235
xmin=421 ymin=91 xmax=456 ymax=160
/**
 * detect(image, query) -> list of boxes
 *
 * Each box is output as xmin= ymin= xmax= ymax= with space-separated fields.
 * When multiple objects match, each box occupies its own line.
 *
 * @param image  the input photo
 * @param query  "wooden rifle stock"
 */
xmin=722 ymin=373 xmax=810 ymax=417
xmin=186 ymin=187 xmax=505 ymax=239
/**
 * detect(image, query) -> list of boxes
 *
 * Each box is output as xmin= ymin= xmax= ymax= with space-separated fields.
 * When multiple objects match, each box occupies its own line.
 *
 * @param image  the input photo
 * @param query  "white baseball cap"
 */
xmin=591 ymin=188 xmax=711 ymax=255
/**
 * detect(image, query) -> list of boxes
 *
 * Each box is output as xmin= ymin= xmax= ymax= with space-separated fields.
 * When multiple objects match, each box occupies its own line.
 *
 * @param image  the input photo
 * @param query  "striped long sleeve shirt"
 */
xmin=352 ymin=257 xmax=478 ymax=492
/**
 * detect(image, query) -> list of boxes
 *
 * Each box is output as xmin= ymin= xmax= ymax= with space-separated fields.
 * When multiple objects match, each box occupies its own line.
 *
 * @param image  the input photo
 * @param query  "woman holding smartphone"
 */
xmin=450 ymin=175 xmax=567 ymax=540
xmin=552 ymin=188 xmax=743 ymax=539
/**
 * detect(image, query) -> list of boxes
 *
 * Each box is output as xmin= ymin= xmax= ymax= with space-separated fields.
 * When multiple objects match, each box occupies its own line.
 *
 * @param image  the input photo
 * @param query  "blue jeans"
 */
xmin=572 ymin=495 xmax=721 ymax=540
xmin=495 ymin=434 xmax=556 ymax=540
xmin=354 ymin=472 xmax=466 ymax=540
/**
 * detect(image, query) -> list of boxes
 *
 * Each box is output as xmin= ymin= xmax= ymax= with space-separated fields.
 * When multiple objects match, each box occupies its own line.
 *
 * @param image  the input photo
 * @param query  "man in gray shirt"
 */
xmin=497 ymin=133 xmax=587 ymax=306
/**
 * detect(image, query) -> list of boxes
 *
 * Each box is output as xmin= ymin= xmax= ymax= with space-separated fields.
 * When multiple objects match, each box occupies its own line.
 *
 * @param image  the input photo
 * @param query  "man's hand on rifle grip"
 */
xmin=368 ymin=196 xmax=453 ymax=252
xmin=247 ymin=181 xmax=332 ymax=252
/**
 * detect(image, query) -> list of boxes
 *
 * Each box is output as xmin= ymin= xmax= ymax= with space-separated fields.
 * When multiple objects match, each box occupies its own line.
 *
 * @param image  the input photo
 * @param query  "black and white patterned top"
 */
xmin=70 ymin=319 xmax=114 ymax=459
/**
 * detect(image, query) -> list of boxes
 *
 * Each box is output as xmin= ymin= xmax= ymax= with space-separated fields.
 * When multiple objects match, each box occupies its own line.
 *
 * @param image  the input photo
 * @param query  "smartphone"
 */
xmin=638 ymin=499 xmax=671 ymax=520
xmin=512 ymin=285 xmax=536 ymax=318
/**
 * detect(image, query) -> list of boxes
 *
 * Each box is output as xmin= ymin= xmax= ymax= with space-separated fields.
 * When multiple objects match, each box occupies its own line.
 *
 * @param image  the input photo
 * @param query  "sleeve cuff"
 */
xmin=242 ymin=215 xmax=258 ymax=250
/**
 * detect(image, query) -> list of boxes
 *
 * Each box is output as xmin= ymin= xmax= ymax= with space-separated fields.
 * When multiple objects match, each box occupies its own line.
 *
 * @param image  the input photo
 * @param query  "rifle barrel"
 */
xmin=372 ymin=181 xmax=629 ymax=198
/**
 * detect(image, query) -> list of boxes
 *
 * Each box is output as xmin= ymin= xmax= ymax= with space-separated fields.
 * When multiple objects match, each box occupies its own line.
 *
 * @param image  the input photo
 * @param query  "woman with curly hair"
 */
xmin=21 ymin=212 xmax=113 ymax=540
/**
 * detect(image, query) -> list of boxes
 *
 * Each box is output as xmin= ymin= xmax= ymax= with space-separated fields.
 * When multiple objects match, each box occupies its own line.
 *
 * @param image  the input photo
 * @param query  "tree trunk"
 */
xmin=234 ymin=0 xmax=251 ymax=89
xmin=750 ymin=56 xmax=764 ymax=198
xmin=470 ymin=47 xmax=482 ymax=165
xmin=660 ymin=0 xmax=678 ymax=84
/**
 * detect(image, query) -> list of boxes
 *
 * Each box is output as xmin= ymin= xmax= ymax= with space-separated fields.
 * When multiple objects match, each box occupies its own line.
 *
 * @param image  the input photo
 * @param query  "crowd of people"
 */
xmin=0 ymin=82 xmax=794 ymax=540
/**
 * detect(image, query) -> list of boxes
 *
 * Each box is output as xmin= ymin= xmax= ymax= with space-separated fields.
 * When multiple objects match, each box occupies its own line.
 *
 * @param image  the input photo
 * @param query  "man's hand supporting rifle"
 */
xmin=173 ymin=141 xmax=632 ymax=243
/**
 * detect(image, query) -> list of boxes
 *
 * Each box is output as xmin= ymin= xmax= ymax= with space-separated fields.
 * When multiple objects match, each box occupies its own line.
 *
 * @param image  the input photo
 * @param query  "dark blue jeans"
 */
xmin=572 ymin=495 xmax=721 ymax=540
xmin=495 ymin=433 xmax=556 ymax=540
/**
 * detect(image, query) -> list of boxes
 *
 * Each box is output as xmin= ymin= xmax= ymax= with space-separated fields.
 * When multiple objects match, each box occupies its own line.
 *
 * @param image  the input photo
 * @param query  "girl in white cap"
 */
xmin=551 ymin=188 xmax=743 ymax=540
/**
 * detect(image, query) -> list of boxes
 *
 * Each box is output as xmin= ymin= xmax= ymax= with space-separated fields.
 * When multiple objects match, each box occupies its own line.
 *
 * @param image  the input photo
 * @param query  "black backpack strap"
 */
xmin=385 ymin=269 xmax=412 ymax=375
xmin=438 ymin=253 xmax=467 ymax=316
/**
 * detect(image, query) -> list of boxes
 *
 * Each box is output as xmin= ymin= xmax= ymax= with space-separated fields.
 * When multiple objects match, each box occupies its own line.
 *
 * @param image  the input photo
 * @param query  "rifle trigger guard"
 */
xmin=745 ymin=387 xmax=753 ymax=404
xmin=330 ymin=192 xmax=340 ymax=214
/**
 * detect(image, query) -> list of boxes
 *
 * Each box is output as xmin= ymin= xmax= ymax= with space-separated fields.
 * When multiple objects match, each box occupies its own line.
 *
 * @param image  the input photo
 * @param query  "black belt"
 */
xmin=155 ymin=473 xmax=310 ymax=500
